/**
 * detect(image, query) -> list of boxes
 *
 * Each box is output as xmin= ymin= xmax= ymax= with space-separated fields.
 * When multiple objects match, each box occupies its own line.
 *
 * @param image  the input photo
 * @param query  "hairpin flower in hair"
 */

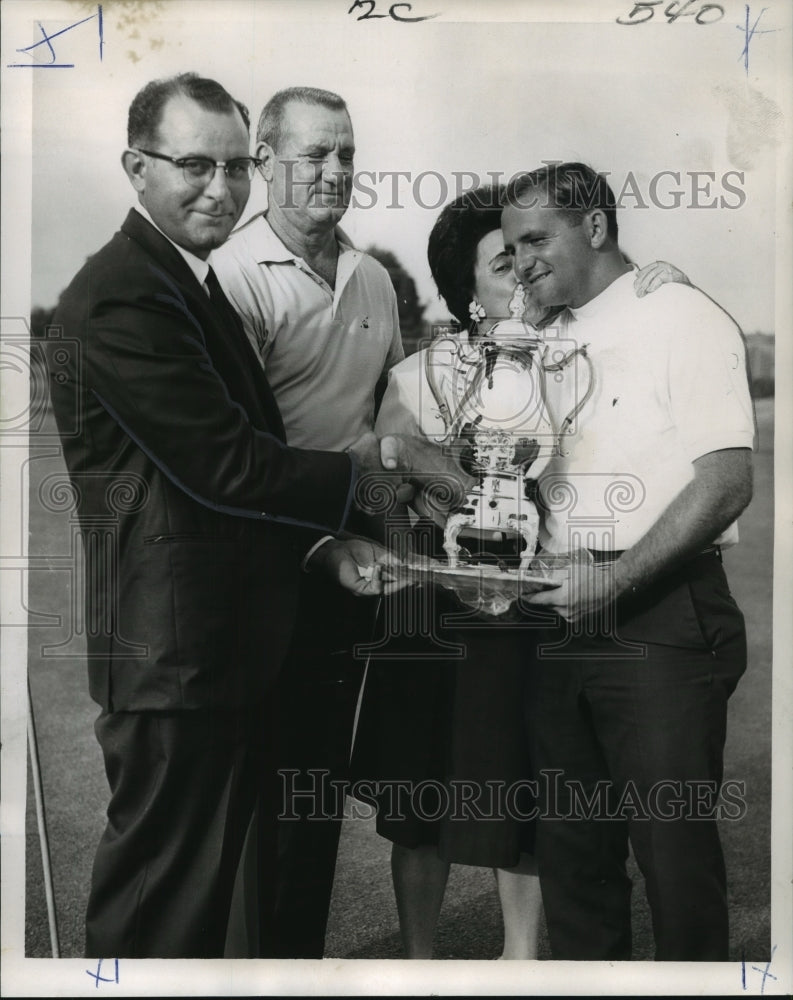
xmin=468 ymin=299 xmax=486 ymax=325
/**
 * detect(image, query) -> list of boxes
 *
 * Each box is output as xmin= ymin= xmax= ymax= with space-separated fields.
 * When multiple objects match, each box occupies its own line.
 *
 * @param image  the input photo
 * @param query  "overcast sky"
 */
xmin=21 ymin=0 xmax=786 ymax=334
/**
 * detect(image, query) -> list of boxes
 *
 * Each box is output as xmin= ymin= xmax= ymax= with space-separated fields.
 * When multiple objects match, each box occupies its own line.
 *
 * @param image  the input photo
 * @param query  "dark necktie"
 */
xmin=205 ymin=265 xmax=249 ymax=342
xmin=204 ymin=264 xmax=253 ymax=355
xmin=204 ymin=265 xmax=286 ymax=438
xmin=205 ymin=265 xmax=230 ymax=310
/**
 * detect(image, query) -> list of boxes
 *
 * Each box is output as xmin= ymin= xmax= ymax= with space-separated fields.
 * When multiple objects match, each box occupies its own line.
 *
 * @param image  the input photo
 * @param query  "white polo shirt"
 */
xmin=212 ymin=212 xmax=403 ymax=450
xmin=538 ymin=271 xmax=755 ymax=553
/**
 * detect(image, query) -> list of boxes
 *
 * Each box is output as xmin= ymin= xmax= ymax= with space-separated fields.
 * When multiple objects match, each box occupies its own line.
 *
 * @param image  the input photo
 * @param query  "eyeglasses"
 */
xmin=135 ymin=148 xmax=261 ymax=186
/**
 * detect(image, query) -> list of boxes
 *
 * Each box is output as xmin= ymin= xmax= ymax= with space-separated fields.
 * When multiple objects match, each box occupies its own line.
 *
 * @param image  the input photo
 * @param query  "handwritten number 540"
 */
xmin=617 ymin=1 xmax=725 ymax=24
xmin=348 ymin=0 xmax=439 ymax=22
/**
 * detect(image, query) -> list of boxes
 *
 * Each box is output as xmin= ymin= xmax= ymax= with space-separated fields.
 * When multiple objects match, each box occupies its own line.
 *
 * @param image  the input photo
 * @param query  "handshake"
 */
xmin=346 ymin=430 xmax=476 ymax=515
xmin=307 ymin=431 xmax=476 ymax=598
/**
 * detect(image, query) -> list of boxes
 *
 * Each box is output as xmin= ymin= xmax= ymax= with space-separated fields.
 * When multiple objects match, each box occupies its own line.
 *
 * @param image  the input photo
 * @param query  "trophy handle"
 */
xmin=541 ymin=344 xmax=596 ymax=436
xmin=423 ymin=334 xmax=470 ymax=442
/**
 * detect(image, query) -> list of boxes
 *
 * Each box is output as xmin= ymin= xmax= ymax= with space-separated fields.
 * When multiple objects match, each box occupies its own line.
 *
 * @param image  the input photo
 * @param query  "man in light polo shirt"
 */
xmin=502 ymin=162 xmax=755 ymax=961
xmin=213 ymin=86 xmax=403 ymax=957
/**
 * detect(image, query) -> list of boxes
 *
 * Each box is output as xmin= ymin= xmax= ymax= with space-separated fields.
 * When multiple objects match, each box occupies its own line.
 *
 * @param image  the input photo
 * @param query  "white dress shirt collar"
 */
xmin=132 ymin=204 xmax=211 ymax=288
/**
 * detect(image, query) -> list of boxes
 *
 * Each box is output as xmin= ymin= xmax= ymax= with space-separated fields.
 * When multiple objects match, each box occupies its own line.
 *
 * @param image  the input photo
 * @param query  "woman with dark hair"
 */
xmin=351 ymin=186 xmax=688 ymax=959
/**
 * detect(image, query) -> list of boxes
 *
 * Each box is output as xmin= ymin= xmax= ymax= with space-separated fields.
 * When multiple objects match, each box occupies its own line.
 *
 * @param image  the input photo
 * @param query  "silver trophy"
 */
xmin=424 ymin=284 xmax=556 ymax=574
xmin=399 ymin=285 xmax=593 ymax=613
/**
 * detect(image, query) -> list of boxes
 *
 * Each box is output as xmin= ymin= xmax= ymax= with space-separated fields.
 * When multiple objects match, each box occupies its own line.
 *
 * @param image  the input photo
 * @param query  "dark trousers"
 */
xmin=526 ymin=552 xmax=747 ymax=961
xmin=263 ymin=576 xmax=374 ymax=958
xmin=86 ymin=705 xmax=276 ymax=958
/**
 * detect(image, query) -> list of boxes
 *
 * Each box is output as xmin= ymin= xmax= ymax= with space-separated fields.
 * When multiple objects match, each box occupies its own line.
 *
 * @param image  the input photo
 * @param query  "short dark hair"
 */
xmin=427 ymin=185 xmax=504 ymax=328
xmin=127 ymin=72 xmax=250 ymax=148
xmin=256 ymin=86 xmax=348 ymax=150
xmin=505 ymin=162 xmax=619 ymax=241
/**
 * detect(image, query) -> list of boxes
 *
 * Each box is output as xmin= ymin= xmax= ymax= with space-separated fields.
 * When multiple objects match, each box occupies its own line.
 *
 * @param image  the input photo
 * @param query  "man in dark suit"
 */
xmin=43 ymin=72 xmax=404 ymax=959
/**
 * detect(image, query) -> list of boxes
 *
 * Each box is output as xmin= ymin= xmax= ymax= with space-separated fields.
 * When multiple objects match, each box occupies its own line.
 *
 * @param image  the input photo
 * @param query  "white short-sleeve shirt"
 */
xmin=212 ymin=212 xmax=404 ymax=450
xmin=537 ymin=271 xmax=755 ymax=553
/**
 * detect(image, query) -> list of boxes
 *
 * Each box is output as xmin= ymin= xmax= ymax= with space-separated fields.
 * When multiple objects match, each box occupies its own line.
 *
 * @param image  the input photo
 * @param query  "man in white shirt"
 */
xmin=502 ymin=161 xmax=754 ymax=961
xmin=213 ymin=87 xmax=404 ymax=957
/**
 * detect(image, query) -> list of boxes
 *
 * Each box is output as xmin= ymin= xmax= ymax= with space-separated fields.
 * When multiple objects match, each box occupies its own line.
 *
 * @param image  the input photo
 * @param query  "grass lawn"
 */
xmin=24 ymin=399 xmax=775 ymax=962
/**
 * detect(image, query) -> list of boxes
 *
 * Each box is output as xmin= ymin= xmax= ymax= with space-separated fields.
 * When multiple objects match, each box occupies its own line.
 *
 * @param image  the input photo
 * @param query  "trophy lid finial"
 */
xmin=508 ymin=283 xmax=527 ymax=319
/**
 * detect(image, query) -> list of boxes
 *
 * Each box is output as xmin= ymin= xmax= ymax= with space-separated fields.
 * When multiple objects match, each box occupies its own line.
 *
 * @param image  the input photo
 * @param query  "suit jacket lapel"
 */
xmin=120 ymin=210 xmax=287 ymax=440
xmin=121 ymin=209 xmax=200 ymax=291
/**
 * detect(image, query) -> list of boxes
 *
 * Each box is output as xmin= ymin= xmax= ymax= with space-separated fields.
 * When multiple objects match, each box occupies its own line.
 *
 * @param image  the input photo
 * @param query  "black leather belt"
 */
xmin=588 ymin=545 xmax=722 ymax=564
